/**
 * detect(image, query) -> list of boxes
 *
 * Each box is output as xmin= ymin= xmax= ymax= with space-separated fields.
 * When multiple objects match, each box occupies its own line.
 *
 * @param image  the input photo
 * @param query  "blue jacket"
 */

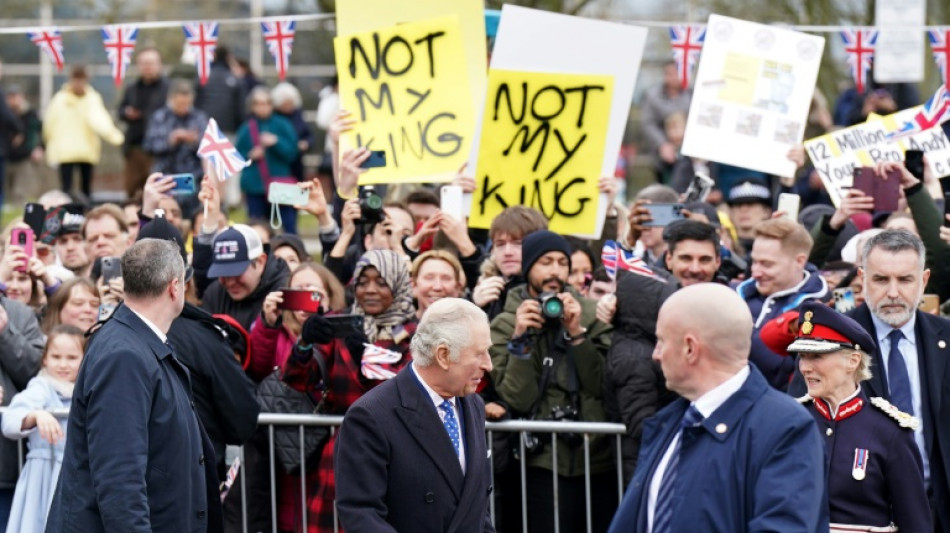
xmin=737 ymin=265 xmax=829 ymax=389
xmin=609 ymin=365 xmax=828 ymax=533
xmin=46 ymin=305 xmax=212 ymax=533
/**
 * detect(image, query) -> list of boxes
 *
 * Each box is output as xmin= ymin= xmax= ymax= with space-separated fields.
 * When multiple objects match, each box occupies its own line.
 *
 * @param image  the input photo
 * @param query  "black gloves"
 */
xmin=300 ymin=314 xmax=334 ymax=346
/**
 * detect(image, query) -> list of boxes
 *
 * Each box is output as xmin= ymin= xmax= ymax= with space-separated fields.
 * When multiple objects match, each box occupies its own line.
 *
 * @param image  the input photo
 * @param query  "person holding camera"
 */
xmin=489 ymin=230 xmax=615 ymax=533
xmin=282 ymin=248 xmax=417 ymax=533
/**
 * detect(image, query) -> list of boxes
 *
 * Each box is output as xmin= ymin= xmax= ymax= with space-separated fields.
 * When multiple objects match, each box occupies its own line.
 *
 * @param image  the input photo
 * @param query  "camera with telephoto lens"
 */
xmin=359 ymin=186 xmax=385 ymax=225
xmin=550 ymin=405 xmax=583 ymax=447
xmin=538 ymin=292 xmax=564 ymax=320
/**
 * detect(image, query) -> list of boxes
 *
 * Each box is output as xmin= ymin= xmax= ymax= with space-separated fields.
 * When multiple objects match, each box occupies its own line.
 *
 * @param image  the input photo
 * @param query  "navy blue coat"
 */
xmin=802 ymin=390 xmax=931 ymax=530
xmin=609 ymin=365 xmax=828 ymax=533
xmin=334 ymin=366 xmax=495 ymax=533
xmin=46 ymin=305 xmax=211 ymax=533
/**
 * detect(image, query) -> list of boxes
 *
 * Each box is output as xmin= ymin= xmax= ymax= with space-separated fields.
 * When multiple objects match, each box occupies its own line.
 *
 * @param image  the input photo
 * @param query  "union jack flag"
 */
xmin=360 ymin=344 xmax=402 ymax=381
xmin=840 ymin=29 xmax=878 ymax=94
xmin=27 ymin=28 xmax=64 ymax=72
xmin=183 ymin=22 xmax=219 ymax=86
xmin=669 ymin=25 xmax=706 ymax=91
xmin=197 ymin=118 xmax=248 ymax=182
xmin=929 ymin=28 xmax=950 ymax=85
xmin=101 ymin=25 xmax=138 ymax=87
xmin=887 ymin=84 xmax=950 ymax=140
xmin=261 ymin=20 xmax=296 ymax=81
xmin=601 ymin=240 xmax=663 ymax=281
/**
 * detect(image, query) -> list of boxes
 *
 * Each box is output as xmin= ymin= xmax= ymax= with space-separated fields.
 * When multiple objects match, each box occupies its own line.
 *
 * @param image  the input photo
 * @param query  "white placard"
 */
xmin=874 ymin=0 xmax=926 ymax=83
xmin=467 ymin=4 xmax=647 ymax=238
xmin=681 ymin=14 xmax=825 ymax=179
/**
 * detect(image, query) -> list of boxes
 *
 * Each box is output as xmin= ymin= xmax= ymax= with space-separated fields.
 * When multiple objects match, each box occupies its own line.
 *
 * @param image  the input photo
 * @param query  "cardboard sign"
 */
xmin=469 ymin=5 xmax=647 ymax=237
xmin=335 ymin=0 xmax=486 ymax=114
xmin=681 ymin=15 xmax=825 ymax=178
xmin=334 ymin=16 xmax=476 ymax=184
xmin=805 ymin=108 xmax=950 ymax=205
xmin=469 ymin=69 xmax=613 ymax=235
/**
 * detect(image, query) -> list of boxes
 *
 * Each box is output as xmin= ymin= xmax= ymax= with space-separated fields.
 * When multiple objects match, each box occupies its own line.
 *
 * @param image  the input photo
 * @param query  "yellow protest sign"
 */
xmin=469 ymin=69 xmax=613 ymax=235
xmin=335 ymin=0 xmax=486 ymax=114
xmin=334 ymin=16 xmax=475 ymax=184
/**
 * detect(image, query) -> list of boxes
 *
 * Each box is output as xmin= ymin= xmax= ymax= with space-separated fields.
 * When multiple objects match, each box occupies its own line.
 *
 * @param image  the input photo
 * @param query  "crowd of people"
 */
xmin=0 ymin=41 xmax=948 ymax=533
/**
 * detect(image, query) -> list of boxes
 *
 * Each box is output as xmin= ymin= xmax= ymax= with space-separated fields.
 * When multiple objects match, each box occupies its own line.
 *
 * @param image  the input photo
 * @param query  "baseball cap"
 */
xmin=208 ymin=224 xmax=264 ymax=278
xmin=137 ymin=212 xmax=193 ymax=282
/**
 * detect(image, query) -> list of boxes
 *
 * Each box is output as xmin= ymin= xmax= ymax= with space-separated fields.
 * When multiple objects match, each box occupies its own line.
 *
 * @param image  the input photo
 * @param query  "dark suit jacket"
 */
xmin=46 ymin=304 xmax=213 ymax=533
xmin=334 ymin=365 xmax=495 ymax=533
xmin=609 ymin=365 xmax=828 ymax=533
xmin=849 ymin=305 xmax=950 ymax=532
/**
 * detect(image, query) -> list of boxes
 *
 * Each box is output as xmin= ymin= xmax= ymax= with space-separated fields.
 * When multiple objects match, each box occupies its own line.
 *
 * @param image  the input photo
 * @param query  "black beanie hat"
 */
xmin=521 ymin=230 xmax=572 ymax=277
xmin=137 ymin=213 xmax=193 ymax=281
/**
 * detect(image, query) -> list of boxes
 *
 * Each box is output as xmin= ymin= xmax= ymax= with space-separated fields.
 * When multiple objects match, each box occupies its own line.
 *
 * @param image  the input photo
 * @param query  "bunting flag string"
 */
xmin=261 ymin=19 xmax=296 ymax=81
xmin=27 ymin=28 xmax=65 ymax=72
xmin=669 ymin=25 xmax=705 ymax=90
xmin=183 ymin=22 xmax=220 ymax=86
xmin=101 ymin=25 xmax=138 ymax=87
xmin=929 ymin=28 xmax=950 ymax=86
xmin=198 ymin=118 xmax=249 ymax=182
xmin=840 ymin=29 xmax=878 ymax=94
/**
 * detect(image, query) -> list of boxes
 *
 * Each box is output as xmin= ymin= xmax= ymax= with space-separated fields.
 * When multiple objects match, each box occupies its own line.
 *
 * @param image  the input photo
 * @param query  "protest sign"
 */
xmin=805 ymin=108 xmax=950 ymax=205
xmin=468 ymin=69 xmax=614 ymax=235
xmin=334 ymin=16 xmax=475 ymax=184
xmin=335 ymin=0 xmax=486 ymax=113
xmin=681 ymin=15 xmax=825 ymax=178
xmin=470 ymin=5 xmax=647 ymax=237
xmin=873 ymin=0 xmax=926 ymax=83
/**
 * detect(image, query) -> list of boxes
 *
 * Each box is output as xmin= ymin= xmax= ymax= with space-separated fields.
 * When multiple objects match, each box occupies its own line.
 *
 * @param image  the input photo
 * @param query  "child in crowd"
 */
xmin=1 ymin=325 xmax=85 ymax=533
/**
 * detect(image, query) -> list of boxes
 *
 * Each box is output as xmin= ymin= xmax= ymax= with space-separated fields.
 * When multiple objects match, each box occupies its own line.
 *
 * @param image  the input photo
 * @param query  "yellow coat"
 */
xmin=43 ymin=84 xmax=124 ymax=165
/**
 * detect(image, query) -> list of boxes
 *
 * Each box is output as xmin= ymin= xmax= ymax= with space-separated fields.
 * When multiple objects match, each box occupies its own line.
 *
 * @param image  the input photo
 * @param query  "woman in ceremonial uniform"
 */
xmin=788 ymin=301 xmax=931 ymax=533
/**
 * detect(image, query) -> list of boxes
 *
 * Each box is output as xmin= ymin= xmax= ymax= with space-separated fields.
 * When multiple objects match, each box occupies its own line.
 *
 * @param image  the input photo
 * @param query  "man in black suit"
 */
xmin=47 ymin=239 xmax=220 ymax=533
xmin=335 ymin=298 xmax=496 ymax=533
xmin=850 ymin=229 xmax=950 ymax=532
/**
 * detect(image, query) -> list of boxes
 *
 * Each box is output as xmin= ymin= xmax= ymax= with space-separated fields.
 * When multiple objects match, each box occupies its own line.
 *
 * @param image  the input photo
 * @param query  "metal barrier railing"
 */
xmin=1 ymin=409 xmax=627 ymax=533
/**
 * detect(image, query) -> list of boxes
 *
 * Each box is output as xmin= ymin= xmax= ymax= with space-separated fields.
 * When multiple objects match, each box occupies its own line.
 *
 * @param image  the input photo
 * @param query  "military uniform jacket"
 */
xmin=802 ymin=390 xmax=931 ymax=531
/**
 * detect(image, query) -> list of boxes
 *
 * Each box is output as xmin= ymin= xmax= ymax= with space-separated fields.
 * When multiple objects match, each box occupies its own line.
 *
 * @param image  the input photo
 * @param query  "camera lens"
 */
xmin=539 ymin=292 xmax=564 ymax=320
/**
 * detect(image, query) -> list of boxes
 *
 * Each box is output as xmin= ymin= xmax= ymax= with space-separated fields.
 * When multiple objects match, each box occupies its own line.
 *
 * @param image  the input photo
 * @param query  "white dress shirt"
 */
xmin=870 ymin=312 xmax=928 ymax=485
xmin=128 ymin=307 xmax=168 ymax=344
xmin=412 ymin=363 xmax=466 ymax=474
xmin=647 ymin=365 xmax=750 ymax=532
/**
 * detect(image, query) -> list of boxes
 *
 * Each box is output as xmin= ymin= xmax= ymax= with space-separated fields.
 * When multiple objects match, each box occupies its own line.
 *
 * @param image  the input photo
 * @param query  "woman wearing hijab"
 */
xmin=283 ymin=249 xmax=416 ymax=532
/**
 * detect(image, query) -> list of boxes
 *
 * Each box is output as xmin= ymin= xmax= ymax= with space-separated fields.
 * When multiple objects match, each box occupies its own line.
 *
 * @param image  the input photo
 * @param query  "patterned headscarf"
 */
xmin=351 ymin=250 xmax=416 ymax=343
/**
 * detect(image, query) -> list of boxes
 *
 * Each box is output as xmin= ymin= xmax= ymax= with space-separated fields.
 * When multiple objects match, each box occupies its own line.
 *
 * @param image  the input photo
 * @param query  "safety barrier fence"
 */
xmin=1 ymin=409 xmax=627 ymax=533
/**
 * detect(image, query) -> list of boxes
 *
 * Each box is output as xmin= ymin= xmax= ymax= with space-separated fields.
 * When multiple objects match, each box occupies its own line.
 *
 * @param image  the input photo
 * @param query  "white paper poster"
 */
xmin=874 ymin=0 xmax=926 ymax=83
xmin=681 ymin=15 xmax=825 ymax=178
xmin=467 ymin=4 xmax=648 ymax=237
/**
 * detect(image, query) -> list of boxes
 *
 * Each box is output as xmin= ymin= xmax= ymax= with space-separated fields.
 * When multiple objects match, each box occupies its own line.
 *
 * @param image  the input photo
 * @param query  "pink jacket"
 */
xmin=248 ymin=315 xmax=297 ymax=382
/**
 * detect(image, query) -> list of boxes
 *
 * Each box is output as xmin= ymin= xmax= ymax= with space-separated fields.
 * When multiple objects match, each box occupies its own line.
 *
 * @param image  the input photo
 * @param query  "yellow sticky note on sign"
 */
xmin=470 ymin=69 xmax=613 ymax=235
xmin=334 ymin=16 xmax=475 ymax=184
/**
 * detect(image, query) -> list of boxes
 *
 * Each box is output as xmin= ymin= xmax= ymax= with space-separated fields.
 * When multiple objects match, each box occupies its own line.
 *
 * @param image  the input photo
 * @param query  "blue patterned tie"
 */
xmin=887 ymin=330 xmax=914 ymax=415
xmin=440 ymin=399 xmax=461 ymax=457
xmin=653 ymin=405 xmax=703 ymax=533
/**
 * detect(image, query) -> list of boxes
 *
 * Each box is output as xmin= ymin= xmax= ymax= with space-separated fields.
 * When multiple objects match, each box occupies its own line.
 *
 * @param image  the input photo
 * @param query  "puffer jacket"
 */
xmin=605 ymin=270 xmax=679 ymax=483
xmin=489 ymin=284 xmax=613 ymax=477
xmin=737 ymin=264 xmax=829 ymax=389
xmin=43 ymin=84 xmax=124 ymax=165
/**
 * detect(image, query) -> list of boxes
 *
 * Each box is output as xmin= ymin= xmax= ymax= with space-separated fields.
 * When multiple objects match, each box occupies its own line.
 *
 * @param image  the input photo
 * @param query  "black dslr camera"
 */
xmin=521 ymin=405 xmax=582 ymax=455
xmin=716 ymin=247 xmax=747 ymax=282
xmin=359 ymin=186 xmax=385 ymax=225
xmin=537 ymin=292 xmax=564 ymax=320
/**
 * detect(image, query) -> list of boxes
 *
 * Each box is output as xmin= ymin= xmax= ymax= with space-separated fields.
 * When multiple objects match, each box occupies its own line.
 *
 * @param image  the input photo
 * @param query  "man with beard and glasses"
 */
xmin=489 ymin=230 xmax=615 ymax=533
xmin=826 ymin=229 xmax=950 ymax=532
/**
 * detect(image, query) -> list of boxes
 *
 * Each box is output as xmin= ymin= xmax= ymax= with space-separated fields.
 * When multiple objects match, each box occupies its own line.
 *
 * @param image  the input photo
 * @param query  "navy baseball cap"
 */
xmin=208 ymin=224 xmax=264 ymax=278
xmin=788 ymin=301 xmax=877 ymax=354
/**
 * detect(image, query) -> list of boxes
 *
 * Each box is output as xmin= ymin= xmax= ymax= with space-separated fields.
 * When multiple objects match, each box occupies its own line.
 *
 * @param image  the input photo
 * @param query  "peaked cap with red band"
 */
xmin=787 ymin=301 xmax=876 ymax=354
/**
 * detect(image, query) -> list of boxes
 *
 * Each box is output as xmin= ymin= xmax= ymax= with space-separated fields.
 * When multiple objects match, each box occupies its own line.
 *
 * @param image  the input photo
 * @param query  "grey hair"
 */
xmin=854 ymin=349 xmax=873 ymax=383
xmin=410 ymin=298 xmax=488 ymax=367
xmin=122 ymin=239 xmax=185 ymax=299
xmin=861 ymin=229 xmax=925 ymax=272
xmin=169 ymin=78 xmax=194 ymax=97
xmin=271 ymin=82 xmax=302 ymax=109
xmin=246 ymin=86 xmax=272 ymax=112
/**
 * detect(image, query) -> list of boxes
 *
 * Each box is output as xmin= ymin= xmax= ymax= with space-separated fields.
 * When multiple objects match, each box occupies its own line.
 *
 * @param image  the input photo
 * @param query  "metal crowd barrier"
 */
xmin=1 ymin=409 xmax=626 ymax=533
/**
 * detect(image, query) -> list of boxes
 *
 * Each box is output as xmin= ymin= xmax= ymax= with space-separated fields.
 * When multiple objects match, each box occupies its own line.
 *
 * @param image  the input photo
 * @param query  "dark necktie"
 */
xmin=886 ymin=329 xmax=914 ymax=415
xmin=440 ymin=399 xmax=461 ymax=457
xmin=653 ymin=405 xmax=703 ymax=533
